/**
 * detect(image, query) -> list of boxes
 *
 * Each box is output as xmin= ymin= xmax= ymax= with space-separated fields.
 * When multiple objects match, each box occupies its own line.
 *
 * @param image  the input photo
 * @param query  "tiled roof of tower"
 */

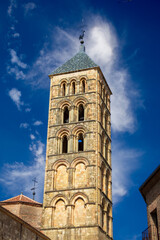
xmin=51 ymin=45 xmax=98 ymax=75
xmin=0 ymin=194 xmax=42 ymax=206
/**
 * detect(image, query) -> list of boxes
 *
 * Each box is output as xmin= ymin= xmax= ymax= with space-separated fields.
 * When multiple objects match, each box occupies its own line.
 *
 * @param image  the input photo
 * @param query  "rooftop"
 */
xmin=139 ymin=165 xmax=160 ymax=202
xmin=0 ymin=193 xmax=42 ymax=206
xmin=51 ymin=44 xmax=98 ymax=75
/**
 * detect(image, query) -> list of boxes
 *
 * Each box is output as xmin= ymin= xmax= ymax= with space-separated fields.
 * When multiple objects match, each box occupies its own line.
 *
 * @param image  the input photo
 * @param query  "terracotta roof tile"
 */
xmin=0 ymin=194 xmax=42 ymax=206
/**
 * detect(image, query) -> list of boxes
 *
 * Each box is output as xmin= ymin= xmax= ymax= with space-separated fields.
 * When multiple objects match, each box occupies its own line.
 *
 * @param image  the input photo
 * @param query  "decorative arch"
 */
xmin=51 ymin=194 xmax=68 ymax=207
xmin=71 ymin=157 xmax=89 ymax=168
xmin=101 ymin=198 xmax=107 ymax=232
xmin=58 ymin=99 xmax=72 ymax=109
xmin=101 ymin=161 xmax=106 ymax=194
xmin=70 ymin=79 xmax=76 ymax=95
xmin=52 ymin=197 xmax=68 ymax=227
xmin=79 ymin=77 xmax=87 ymax=93
xmin=70 ymin=192 xmax=89 ymax=205
xmin=61 ymin=81 xmax=67 ymax=96
xmin=56 ymin=128 xmax=70 ymax=138
xmin=71 ymin=125 xmax=87 ymax=136
xmin=73 ymin=96 xmax=88 ymax=107
xmin=55 ymin=163 xmax=68 ymax=189
xmin=107 ymin=204 xmax=112 ymax=236
xmin=52 ymin=159 xmax=70 ymax=170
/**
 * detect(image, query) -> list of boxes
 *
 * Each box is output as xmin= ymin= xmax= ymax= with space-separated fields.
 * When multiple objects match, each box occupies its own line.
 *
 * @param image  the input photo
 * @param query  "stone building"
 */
xmin=41 ymin=39 xmax=113 ymax=240
xmin=139 ymin=165 xmax=160 ymax=240
xmin=0 ymin=193 xmax=43 ymax=230
xmin=0 ymin=195 xmax=49 ymax=240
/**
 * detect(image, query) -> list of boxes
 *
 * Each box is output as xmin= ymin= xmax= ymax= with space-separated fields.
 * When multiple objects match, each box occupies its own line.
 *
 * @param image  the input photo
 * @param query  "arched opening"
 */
xmin=78 ymin=133 xmax=84 ymax=151
xmin=74 ymin=198 xmax=86 ymax=226
xmin=78 ymin=104 xmax=84 ymax=121
xmin=62 ymin=135 xmax=68 ymax=153
xmin=102 ymin=201 xmax=105 ymax=229
xmin=56 ymin=165 xmax=68 ymax=189
xmin=75 ymin=162 xmax=86 ymax=188
xmin=82 ymin=80 xmax=85 ymax=93
xmin=107 ymin=205 xmax=111 ymax=235
xmin=63 ymin=107 xmax=69 ymax=123
xmin=54 ymin=199 xmax=66 ymax=227
xmin=62 ymin=83 xmax=66 ymax=96
xmin=72 ymin=82 xmax=75 ymax=94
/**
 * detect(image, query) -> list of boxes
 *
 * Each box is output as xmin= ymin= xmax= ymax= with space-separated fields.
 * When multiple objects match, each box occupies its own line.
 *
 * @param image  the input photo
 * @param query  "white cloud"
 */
xmin=7 ymin=0 xmax=17 ymax=17
xmin=23 ymin=2 xmax=37 ymax=15
xmin=7 ymin=66 xmax=26 ymax=80
xmin=13 ymin=32 xmax=20 ymax=38
xmin=30 ymin=134 xmax=35 ymax=140
xmin=0 ymin=140 xmax=45 ymax=202
xmin=25 ymin=107 xmax=31 ymax=112
xmin=112 ymin=140 xmax=143 ymax=204
xmin=7 ymin=50 xmax=27 ymax=80
xmin=8 ymin=88 xmax=24 ymax=110
xmin=20 ymin=123 xmax=29 ymax=129
xmin=10 ymin=49 xmax=27 ymax=69
xmin=33 ymin=120 xmax=43 ymax=126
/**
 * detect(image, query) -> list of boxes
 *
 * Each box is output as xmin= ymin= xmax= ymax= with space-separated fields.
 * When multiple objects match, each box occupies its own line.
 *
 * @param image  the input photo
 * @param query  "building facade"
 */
xmin=140 ymin=165 xmax=160 ymax=240
xmin=41 ymin=42 xmax=113 ymax=240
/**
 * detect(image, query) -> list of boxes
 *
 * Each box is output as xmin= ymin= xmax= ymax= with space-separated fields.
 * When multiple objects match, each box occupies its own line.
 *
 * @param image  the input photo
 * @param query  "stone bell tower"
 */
xmin=41 ymin=34 xmax=113 ymax=240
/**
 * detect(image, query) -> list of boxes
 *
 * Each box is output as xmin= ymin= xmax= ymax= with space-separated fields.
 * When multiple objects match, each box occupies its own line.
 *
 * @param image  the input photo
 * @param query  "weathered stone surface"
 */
xmin=42 ymin=67 xmax=113 ymax=240
xmin=0 ymin=206 xmax=49 ymax=240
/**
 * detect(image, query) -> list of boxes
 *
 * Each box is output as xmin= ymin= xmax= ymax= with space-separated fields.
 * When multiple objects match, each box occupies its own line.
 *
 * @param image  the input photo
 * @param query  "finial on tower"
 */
xmin=79 ymin=30 xmax=85 ymax=45
xmin=79 ymin=19 xmax=86 ymax=52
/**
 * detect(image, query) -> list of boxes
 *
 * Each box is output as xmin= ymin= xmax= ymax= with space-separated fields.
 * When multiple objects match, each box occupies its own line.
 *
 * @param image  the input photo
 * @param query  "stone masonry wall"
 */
xmin=42 ymin=68 xmax=112 ymax=240
xmin=0 ymin=206 xmax=49 ymax=240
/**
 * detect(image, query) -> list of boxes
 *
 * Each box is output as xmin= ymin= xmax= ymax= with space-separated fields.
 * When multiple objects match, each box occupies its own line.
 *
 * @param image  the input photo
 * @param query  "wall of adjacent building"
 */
xmin=1 ymin=203 xmax=42 ymax=230
xmin=0 ymin=206 xmax=49 ymax=240
xmin=145 ymin=178 xmax=160 ymax=235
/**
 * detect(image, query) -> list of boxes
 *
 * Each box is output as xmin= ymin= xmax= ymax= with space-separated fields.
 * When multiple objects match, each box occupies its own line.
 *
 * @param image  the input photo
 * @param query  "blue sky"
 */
xmin=1 ymin=0 xmax=160 ymax=239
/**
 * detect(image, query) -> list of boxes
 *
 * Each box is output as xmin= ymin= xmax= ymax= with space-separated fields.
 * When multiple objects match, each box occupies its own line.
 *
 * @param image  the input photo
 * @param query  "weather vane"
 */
xmin=31 ymin=177 xmax=38 ymax=200
xmin=79 ymin=19 xmax=86 ymax=45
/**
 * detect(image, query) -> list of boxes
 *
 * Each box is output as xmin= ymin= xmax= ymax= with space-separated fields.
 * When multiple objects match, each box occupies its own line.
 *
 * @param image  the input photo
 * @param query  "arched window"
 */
xmin=75 ymin=162 xmax=86 ymax=188
xmin=62 ymin=83 xmax=66 ymax=96
xmin=56 ymin=165 xmax=68 ymax=189
xmin=78 ymin=133 xmax=84 ymax=151
xmin=63 ymin=107 xmax=69 ymax=123
xmin=78 ymin=104 xmax=84 ymax=121
xmin=62 ymin=135 xmax=68 ymax=153
xmin=74 ymin=198 xmax=86 ymax=226
xmin=54 ymin=200 xmax=66 ymax=227
xmin=72 ymin=82 xmax=75 ymax=94
xmin=103 ymin=88 xmax=105 ymax=100
xmin=102 ymin=201 xmax=105 ymax=229
xmin=82 ymin=80 xmax=85 ymax=93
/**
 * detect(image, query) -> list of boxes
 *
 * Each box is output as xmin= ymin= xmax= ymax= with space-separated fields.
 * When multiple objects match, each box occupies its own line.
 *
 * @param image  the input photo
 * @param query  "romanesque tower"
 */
xmin=41 ymin=36 xmax=113 ymax=240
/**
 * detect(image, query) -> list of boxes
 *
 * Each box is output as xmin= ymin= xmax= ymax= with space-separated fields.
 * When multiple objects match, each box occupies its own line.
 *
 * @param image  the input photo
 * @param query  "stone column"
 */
xmin=84 ymin=133 xmax=87 ymax=151
xmin=68 ymin=167 xmax=74 ymax=189
xmin=67 ymin=205 xmax=74 ymax=226
xmin=69 ymin=134 xmax=74 ymax=152
xmin=70 ymin=106 xmax=74 ymax=122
